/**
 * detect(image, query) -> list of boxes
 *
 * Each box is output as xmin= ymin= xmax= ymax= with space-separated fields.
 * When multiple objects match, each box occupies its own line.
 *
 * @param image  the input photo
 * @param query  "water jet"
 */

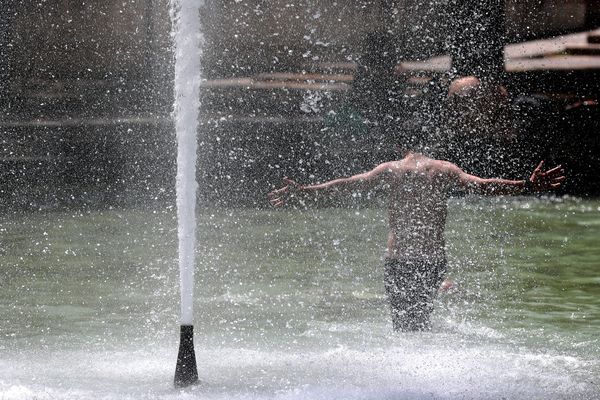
xmin=170 ymin=0 xmax=203 ymax=388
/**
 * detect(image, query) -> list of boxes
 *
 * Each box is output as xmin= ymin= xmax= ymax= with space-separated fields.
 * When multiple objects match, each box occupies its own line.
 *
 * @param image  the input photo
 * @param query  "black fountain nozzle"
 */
xmin=174 ymin=324 xmax=199 ymax=388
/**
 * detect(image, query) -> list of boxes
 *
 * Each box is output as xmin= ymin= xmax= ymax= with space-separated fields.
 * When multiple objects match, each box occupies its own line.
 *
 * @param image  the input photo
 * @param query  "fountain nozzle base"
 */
xmin=174 ymin=325 xmax=199 ymax=388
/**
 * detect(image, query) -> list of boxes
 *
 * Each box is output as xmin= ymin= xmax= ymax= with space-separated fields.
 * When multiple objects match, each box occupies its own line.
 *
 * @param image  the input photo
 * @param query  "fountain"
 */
xmin=170 ymin=0 xmax=203 ymax=388
xmin=0 ymin=2 xmax=599 ymax=399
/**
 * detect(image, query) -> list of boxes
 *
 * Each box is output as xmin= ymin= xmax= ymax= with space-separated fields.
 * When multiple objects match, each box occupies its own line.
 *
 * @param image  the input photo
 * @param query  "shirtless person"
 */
xmin=268 ymin=152 xmax=565 ymax=331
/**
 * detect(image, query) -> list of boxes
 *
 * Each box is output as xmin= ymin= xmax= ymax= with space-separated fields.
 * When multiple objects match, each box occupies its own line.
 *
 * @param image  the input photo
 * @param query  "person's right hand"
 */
xmin=267 ymin=177 xmax=303 ymax=207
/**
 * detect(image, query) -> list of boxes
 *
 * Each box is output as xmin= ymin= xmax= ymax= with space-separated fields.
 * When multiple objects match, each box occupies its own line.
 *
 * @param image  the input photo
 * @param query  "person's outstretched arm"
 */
xmin=268 ymin=162 xmax=393 ymax=207
xmin=454 ymin=161 xmax=565 ymax=196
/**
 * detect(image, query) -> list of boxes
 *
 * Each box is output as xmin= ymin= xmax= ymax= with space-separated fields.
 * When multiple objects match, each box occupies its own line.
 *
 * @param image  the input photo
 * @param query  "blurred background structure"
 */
xmin=1 ymin=0 xmax=599 ymax=208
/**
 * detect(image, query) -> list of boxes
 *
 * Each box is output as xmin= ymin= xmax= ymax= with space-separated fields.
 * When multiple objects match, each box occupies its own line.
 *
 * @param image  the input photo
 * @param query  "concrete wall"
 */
xmin=506 ymin=0 xmax=589 ymax=38
xmin=3 ymin=0 xmax=594 ymax=86
xmin=8 ymin=0 xmax=171 ymax=81
xmin=199 ymin=0 xmax=397 ymax=77
xmin=2 ymin=0 xmax=173 ymax=121
xmin=199 ymin=0 xmax=594 ymax=77
xmin=1 ymin=1 xmax=176 ymax=209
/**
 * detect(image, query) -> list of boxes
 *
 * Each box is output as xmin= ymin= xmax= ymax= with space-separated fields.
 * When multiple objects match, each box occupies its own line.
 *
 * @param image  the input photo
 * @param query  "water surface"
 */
xmin=1 ymin=196 xmax=599 ymax=399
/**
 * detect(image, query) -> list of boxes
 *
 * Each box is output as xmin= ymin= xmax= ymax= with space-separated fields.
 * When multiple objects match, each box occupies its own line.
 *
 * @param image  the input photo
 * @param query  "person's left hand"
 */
xmin=528 ymin=161 xmax=566 ymax=192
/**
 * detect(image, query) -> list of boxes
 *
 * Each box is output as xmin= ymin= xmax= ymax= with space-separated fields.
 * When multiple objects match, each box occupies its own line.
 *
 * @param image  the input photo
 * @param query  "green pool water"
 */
xmin=0 ymin=196 xmax=598 ymax=399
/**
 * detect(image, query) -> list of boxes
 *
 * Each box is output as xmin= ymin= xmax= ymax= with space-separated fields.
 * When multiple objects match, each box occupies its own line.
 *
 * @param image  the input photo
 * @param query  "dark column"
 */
xmin=446 ymin=0 xmax=506 ymax=81
xmin=585 ymin=0 xmax=600 ymax=30
xmin=352 ymin=0 xmax=406 ymax=143
xmin=0 ymin=0 xmax=15 ymax=104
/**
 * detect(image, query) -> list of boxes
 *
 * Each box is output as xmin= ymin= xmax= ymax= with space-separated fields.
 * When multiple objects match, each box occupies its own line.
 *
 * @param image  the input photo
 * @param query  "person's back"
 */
xmin=385 ymin=153 xmax=456 ymax=263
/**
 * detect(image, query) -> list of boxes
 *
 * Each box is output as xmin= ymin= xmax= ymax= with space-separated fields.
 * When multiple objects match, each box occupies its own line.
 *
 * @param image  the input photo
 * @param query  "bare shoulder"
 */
xmin=380 ymin=160 xmax=402 ymax=169
xmin=434 ymin=159 xmax=462 ymax=175
xmin=376 ymin=160 xmax=408 ymax=176
xmin=350 ymin=161 xmax=400 ymax=182
xmin=425 ymin=159 xmax=464 ymax=186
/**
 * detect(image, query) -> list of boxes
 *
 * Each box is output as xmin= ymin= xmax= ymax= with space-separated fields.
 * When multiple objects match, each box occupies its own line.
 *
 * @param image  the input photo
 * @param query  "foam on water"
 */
xmin=1 ymin=329 xmax=596 ymax=400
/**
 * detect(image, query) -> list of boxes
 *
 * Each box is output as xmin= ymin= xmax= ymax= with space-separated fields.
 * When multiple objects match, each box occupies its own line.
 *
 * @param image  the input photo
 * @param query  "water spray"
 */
xmin=170 ymin=0 xmax=203 ymax=388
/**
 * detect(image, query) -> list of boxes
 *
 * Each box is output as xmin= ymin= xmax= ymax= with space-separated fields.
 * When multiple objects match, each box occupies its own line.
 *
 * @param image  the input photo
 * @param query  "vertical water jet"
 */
xmin=170 ymin=0 xmax=203 ymax=388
